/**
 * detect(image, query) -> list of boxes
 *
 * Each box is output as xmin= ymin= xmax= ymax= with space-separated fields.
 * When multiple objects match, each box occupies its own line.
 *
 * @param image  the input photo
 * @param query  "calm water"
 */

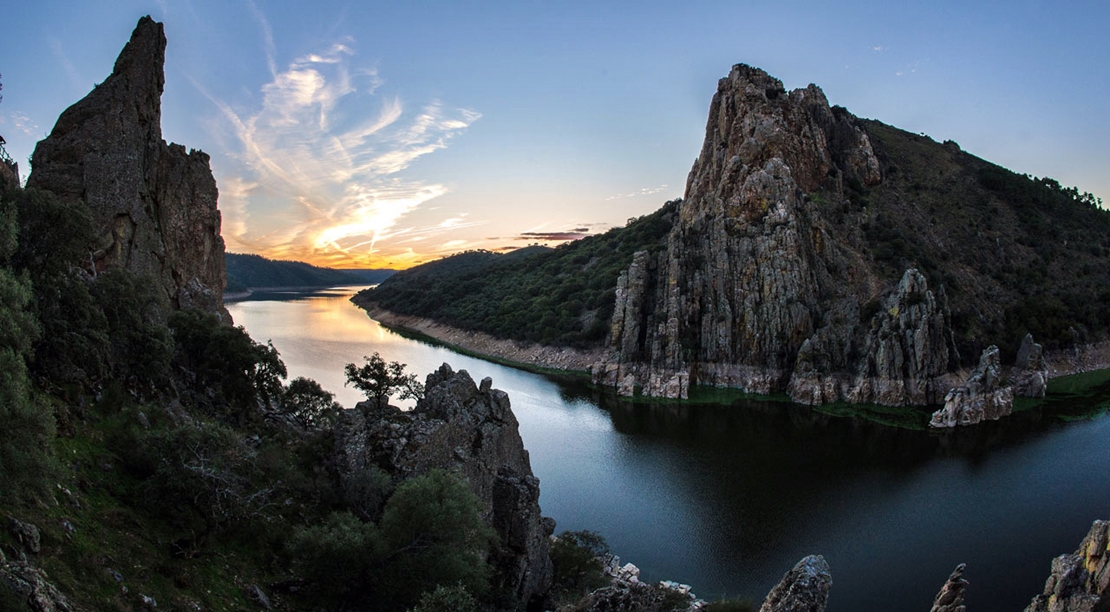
xmin=228 ymin=287 xmax=1110 ymax=611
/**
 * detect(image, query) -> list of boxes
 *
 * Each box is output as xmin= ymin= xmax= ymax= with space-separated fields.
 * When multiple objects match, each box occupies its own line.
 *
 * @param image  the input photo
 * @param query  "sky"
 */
xmin=2 ymin=1 xmax=1108 ymax=269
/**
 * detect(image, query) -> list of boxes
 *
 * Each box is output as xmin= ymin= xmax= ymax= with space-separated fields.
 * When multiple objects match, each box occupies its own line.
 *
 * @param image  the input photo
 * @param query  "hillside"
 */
xmin=354 ymin=201 xmax=678 ymax=348
xmin=225 ymin=252 xmax=394 ymax=292
xmin=360 ymin=65 xmax=1110 ymax=409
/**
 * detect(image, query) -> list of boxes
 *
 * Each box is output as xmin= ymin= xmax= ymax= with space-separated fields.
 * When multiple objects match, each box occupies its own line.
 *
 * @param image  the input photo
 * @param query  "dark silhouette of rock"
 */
xmin=929 ymin=564 xmax=968 ymax=612
xmin=27 ymin=16 xmax=226 ymax=315
xmin=1025 ymin=520 xmax=1109 ymax=612
xmin=759 ymin=555 xmax=832 ymax=612
xmin=333 ymin=364 xmax=553 ymax=607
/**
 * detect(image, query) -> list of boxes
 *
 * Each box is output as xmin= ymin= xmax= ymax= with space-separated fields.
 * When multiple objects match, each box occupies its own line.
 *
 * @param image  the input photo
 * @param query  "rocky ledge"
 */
xmin=333 ymin=364 xmax=554 ymax=606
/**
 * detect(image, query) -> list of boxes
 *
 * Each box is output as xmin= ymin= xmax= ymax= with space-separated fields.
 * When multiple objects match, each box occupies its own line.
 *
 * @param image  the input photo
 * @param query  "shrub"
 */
xmin=550 ymin=530 xmax=611 ymax=603
xmin=409 ymin=584 xmax=479 ymax=612
xmin=280 ymin=376 xmax=340 ymax=429
xmin=169 ymin=310 xmax=286 ymax=423
xmin=90 ymin=269 xmax=173 ymax=393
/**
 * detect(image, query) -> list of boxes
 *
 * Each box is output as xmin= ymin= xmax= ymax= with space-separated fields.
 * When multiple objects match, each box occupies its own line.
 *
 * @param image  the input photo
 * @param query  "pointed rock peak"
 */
xmin=105 ymin=16 xmax=166 ymax=130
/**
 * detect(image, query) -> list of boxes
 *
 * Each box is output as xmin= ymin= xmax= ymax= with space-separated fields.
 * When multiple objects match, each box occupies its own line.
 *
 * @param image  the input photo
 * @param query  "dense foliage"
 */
xmin=225 ymin=252 xmax=394 ymax=291
xmin=358 ymin=200 xmax=679 ymax=348
xmin=0 ymin=185 xmax=505 ymax=612
xmin=344 ymin=352 xmax=425 ymax=409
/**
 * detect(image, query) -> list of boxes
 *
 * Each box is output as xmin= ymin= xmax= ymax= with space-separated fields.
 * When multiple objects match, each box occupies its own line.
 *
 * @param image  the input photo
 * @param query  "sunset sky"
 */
xmin=2 ymin=1 xmax=1108 ymax=269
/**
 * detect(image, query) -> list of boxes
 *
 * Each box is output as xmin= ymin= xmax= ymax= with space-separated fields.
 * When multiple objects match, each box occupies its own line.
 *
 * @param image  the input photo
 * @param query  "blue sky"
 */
xmin=2 ymin=0 xmax=1107 ymax=268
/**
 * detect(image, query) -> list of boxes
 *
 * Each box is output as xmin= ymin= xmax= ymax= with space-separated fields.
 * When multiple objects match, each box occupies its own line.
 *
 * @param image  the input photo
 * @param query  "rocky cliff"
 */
xmin=1024 ymin=520 xmax=1110 ymax=612
xmin=593 ymin=63 xmax=1109 ymax=407
xmin=594 ymin=64 xmax=952 ymax=405
xmin=333 ymin=364 xmax=554 ymax=606
xmin=27 ymin=16 xmax=226 ymax=314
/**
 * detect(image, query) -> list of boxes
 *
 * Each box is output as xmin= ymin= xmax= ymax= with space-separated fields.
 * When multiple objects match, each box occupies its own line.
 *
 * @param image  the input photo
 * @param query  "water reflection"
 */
xmin=228 ymin=289 xmax=1110 ymax=612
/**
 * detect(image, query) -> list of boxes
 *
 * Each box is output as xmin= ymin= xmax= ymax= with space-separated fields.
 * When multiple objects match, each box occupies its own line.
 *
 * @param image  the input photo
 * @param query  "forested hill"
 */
xmin=225 ymin=252 xmax=394 ymax=292
xmin=353 ymin=201 xmax=679 ymax=348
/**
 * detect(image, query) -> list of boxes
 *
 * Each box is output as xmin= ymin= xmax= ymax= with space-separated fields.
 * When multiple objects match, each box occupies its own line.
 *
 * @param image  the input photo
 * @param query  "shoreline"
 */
xmin=355 ymin=302 xmax=1110 ymax=403
xmin=356 ymin=302 xmax=604 ymax=377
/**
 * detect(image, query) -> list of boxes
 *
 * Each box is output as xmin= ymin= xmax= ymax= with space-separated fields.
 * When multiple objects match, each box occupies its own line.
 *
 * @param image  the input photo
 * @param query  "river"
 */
xmin=228 ymin=287 xmax=1110 ymax=611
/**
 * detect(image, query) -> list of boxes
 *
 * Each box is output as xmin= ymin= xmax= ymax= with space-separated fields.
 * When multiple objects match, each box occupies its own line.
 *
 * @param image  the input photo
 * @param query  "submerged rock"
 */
xmin=27 ymin=16 xmax=226 ymax=315
xmin=334 ymin=364 xmax=553 ymax=606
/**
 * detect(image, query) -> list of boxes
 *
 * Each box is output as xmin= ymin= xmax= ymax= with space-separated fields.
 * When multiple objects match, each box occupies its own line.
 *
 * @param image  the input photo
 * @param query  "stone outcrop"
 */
xmin=929 ymin=334 xmax=1050 ymax=428
xmin=759 ymin=555 xmax=832 ymax=612
xmin=26 ymin=16 xmax=226 ymax=315
xmin=929 ymin=564 xmax=968 ymax=612
xmin=1012 ymin=333 xmax=1049 ymax=398
xmin=1025 ymin=520 xmax=1109 ymax=612
xmin=593 ymin=64 xmax=955 ymax=406
xmin=333 ymin=364 xmax=553 ymax=606
xmin=930 ymin=346 xmax=1013 ymax=427
xmin=1 ymin=555 xmax=84 ymax=612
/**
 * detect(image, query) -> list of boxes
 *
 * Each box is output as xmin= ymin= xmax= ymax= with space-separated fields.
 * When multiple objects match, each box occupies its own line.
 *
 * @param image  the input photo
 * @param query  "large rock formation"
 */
xmin=27 ymin=16 xmax=226 ymax=314
xmin=1024 ymin=520 xmax=1109 ymax=612
xmin=594 ymin=64 xmax=955 ymax=406
xmin=929 ymin=334 xmax=1049 ymax=427
xmin=333 ymin=364 xmax=553 ymax=606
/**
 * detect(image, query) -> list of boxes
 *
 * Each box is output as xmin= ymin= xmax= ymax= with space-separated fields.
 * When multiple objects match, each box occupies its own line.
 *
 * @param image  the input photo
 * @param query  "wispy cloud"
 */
xmin=870 ymin=45 xmax=886 ymax=52
xmin=9 ymin=112 xmax=38 ymax=136
xmin=48 ymin=37 xmax=86 ymax=92
xmin=605 ymin=184 xmax=669 ymax=201
xmin=205 ymin=29 xmax=480 ymax=266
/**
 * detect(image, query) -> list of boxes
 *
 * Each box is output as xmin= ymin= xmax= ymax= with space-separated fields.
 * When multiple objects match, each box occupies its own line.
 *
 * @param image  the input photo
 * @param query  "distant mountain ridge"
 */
xmin=225 ymin=252 xmax=394 ymax=292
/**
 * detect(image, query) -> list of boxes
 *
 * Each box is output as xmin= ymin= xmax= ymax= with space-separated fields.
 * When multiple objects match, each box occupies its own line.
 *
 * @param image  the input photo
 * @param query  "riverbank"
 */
xmin=357 ymin=303 xmax=604 ymax=376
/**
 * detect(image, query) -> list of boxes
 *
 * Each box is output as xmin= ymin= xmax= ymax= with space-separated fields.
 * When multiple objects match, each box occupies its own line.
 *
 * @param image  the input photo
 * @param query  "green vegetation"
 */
xmin=856 ymin=120 xmax=1110 ymax=363
xmin=225 ymin=252 xmax=393 ymax=291
xmin=549 ymin=530 xmax=611 ymax=606
xmin=289 ymin=470 xmax=494 ymax=612
xmin=0 ymin=185 xmax=508 ymax=612
xmin=358 ymin=200 xmax=679 ymax=348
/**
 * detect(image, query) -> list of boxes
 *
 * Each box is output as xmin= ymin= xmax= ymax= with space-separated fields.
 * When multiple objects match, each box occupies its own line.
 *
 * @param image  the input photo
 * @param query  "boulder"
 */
xmin=26 ymin=16 xmax=227 ymax=316
xmin=334 ymin=364 xmax=553 ymax=606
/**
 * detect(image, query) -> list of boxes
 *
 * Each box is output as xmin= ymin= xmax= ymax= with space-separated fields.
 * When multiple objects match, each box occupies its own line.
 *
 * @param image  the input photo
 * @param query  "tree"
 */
xmin=281 ymin=376 xmax=340 ymax=429
xmin=344 ymin=352 xmax=424 ymax=409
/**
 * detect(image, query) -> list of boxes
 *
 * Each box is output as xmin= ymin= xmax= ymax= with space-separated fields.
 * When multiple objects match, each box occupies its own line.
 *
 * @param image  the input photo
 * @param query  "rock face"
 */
xmin=759 ymin=555 xmax=832 ymax=612
xmin=27 ymin=16 xmax=226 ymax=314
xmin=1025 ymin=520 xmax=1109 ymax=612
xmin=333 ymin=364 xmax=553 ymax=606
xmin=930 ymin=564 xmax=968 ymax=612
xmin=594 ymin=64 xmax=954 ymax=406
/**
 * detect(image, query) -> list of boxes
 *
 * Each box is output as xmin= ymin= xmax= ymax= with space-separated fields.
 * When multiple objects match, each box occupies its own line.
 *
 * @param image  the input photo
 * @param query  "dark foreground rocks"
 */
xmin=334 ymin=364 xmax=554 ymax=607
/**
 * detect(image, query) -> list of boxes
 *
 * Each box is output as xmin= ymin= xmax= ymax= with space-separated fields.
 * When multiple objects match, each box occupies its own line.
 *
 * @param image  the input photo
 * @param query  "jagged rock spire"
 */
xmin=27 ymin=16 xmax=227 ymax=314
